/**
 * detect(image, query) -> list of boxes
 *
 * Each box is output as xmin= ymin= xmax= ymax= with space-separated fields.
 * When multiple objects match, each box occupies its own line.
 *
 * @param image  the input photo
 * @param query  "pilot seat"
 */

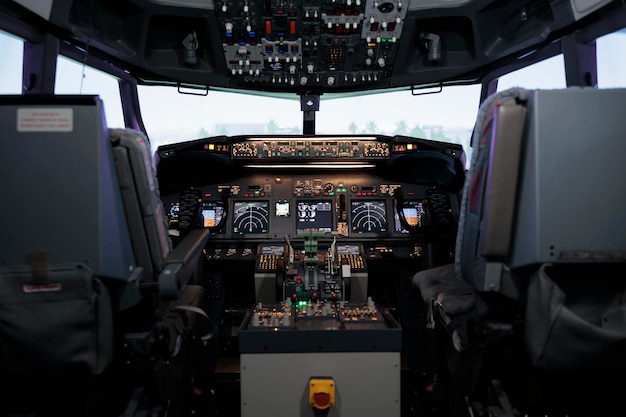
xmin=412 ymin=87 xmax=626 ymax=416
xmin=0 ymin=95 xmax=214 ymax=417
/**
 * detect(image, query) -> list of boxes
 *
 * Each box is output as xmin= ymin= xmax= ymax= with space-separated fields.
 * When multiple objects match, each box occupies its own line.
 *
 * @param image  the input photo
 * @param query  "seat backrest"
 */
xmin=0 ymin=95 xmax=136 ymax=280
xmin=109 ymin=128 xmax=172 ymax=280
xmin=458 ymin=87 xmax=626 ymax=294
xmin=509 ymin=88 xmax=626 ymax=268
xmin=0 ymin=95 xmax=128 ymax=379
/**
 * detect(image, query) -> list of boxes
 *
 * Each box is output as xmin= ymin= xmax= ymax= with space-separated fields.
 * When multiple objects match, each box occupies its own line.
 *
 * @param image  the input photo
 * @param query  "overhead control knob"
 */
xmin=289 ymin=64 xmax=296 ymax=74
xmin=365 ymin=58 xmax=372 ymax=66
xmin=307 ymin=63 xmax=314 ymax=73
xmin=221 ymin=3 xmax=227 ymax=12
xmin=237 ymin=46 xmax=247 ymax=55
xmin=327 ymin=76 xmax=335 ymax=86
xmin=225 ymin=22 xmax=234 ymax=33
xmin=378 ymin=57 xmax=385 ymax=67
xmin=367 ymin=48 xmax=374 ymax=57
xmin=300 ymin=76 xmax=308 ymax=85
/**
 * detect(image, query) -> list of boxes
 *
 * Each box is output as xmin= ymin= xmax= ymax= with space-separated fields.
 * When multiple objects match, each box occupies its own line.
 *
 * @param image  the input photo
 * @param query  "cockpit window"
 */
xmin=55 ymin=56 xmax=124 ymax=128
xmin=138 ymin=84 xmax=480 ymax=160
xmin=0 ymin=30 xmax=23 ymax=94
xmin=317 ymin=85 xmax=480 ymax=146
xmin=138 ymin=86 xmax=303 ymax=150
xmin=597 ymin=29 xmax=626 ymax=88
xmin=497 ymin=55 xmax=566 ymax=90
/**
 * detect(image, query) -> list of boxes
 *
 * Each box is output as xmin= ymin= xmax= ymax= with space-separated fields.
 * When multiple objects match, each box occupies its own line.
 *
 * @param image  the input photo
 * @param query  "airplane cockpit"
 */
xmin=1 ymin=1 xmax=626 ymax=417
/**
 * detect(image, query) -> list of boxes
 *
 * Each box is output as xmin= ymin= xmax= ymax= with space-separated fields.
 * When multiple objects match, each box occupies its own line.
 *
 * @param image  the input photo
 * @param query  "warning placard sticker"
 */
xmin=17 ymin=108 xmax=73 ymax=132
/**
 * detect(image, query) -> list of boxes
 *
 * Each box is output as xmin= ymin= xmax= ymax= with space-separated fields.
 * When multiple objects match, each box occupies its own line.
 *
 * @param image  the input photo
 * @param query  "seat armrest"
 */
xmin=158 ymin=228 xmax=211 ymax=299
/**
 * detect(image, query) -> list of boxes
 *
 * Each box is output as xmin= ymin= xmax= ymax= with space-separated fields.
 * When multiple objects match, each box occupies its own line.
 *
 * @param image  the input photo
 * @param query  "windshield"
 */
xmin=137 ymin=85 xmax=481 ymax=157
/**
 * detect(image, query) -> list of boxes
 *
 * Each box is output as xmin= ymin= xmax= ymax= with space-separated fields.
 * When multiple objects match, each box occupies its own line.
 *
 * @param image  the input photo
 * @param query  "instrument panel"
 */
xmin=163 ymin=172 xmax=456 ymax=240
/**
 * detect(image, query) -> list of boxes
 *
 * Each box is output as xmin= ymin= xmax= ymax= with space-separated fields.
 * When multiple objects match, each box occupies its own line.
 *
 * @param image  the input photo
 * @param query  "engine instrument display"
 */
xmin=351 ymin=200 xmax=387 ymax=234
xmin=233 ymin=201 xmax=270 ymax=234
xmin=296 ymin=200 xmax=333 ymax=233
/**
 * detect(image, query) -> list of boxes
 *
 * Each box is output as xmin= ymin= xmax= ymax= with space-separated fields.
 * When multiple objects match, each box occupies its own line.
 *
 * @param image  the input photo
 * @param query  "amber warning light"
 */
xmin=204 ymin=144 xmax=229 ymax=152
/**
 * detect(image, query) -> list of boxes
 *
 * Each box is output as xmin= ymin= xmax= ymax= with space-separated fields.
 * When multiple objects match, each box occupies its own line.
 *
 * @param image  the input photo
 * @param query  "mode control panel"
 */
xmin=231 ymin=139 xmax=389 ymax=159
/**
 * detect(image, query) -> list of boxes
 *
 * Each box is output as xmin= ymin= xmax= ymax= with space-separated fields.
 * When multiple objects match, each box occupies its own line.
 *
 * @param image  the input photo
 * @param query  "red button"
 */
xmin=265 ymin=21 xmax=272 ymax=34
xmin=314 ymin=392 xmax=330 ymax=408
xmin=290 ymin=21 xmax=296 ymax=34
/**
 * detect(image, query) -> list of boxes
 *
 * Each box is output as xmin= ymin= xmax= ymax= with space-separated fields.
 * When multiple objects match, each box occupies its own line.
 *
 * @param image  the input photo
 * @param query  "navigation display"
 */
xmin=233 ymin=201 xmax=270 ymax=234
xmin=394 ymin=201 xmax=426 ymax=233
xmin=296 ymin=200 xmax=333 ymax=233
xmin=351 ymin=200 xmax=387 ymax=234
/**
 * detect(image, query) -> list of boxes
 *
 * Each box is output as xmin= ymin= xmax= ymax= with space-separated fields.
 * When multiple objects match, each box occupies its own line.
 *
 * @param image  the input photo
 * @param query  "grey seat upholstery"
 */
xmin=413 ymin=87 xmax=626 ymax=370
xmin=109 ymin=127 xmax=210 ymax=299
